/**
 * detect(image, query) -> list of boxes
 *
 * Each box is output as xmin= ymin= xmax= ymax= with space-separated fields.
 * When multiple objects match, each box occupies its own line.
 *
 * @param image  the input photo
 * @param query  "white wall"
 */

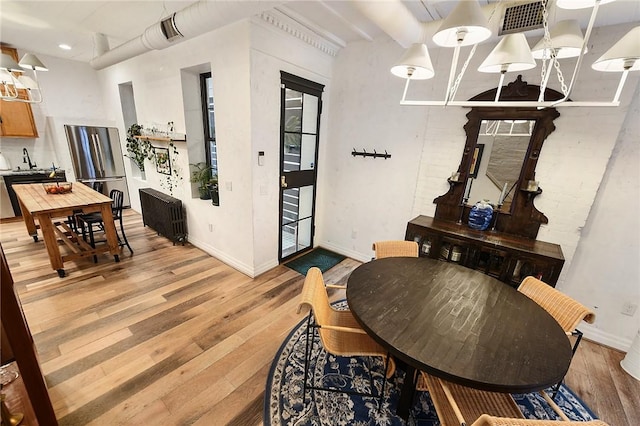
xmin=563 ymin=82 xmax=640 ymax=350
xmin=319 ymin=23 xmax=639 ymax=349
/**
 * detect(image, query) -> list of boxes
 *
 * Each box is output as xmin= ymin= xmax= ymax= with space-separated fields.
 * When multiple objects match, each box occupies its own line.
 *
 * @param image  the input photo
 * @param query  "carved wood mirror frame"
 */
xmin=434 ymin=75 xmax=562 ymax=239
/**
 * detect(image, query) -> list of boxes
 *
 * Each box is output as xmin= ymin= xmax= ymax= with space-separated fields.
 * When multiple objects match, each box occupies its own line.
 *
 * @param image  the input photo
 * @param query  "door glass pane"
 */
xmin=300 ymin=134 xmax=316 ymax=171
xmin=298 ymin=185 xmax=313 ymax=218
xmin=302 ymin=94 xmax=318 ymax=134
xmin=280 ymin=185 xmax=314 ymax=259
xmin=283 ymin=133 xmax=301 ymax=172
xmin=285 ymin=89 xmax=302 ymax=132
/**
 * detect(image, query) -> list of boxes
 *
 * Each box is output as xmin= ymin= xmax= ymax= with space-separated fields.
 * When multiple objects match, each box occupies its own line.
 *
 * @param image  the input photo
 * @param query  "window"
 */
xmin=200 ymin=72 xmax=217 ymax=176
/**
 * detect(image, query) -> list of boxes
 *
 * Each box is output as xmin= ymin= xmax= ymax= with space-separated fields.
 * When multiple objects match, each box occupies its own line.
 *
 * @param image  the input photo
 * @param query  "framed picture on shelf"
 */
xmin=155 ymin=147 xmax=171 ymax=175
xmin=469 ymin=144 xmax=484 ymax=178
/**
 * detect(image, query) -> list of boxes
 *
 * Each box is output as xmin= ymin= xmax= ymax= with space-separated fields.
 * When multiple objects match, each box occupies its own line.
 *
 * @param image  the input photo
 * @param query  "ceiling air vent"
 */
xmin=499 ymin=1 xmax=544 ymax=35
xmin=160 ymin=13 xmax=183 ymax=42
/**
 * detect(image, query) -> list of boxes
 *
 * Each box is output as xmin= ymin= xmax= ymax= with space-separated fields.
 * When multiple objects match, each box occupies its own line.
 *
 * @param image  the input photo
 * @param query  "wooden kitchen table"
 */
xmin=13 ymin=183 xmax=120 ymax=277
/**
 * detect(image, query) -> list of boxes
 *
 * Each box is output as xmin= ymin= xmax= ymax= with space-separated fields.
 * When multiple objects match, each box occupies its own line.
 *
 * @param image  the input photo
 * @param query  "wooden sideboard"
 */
xmin=405 ymin=215 xmax=564 ymax=287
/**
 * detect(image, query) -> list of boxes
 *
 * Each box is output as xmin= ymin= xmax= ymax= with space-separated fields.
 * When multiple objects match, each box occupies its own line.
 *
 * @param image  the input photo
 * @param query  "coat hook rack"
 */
xmin=351 ymin=148 xmax=391 ymax=159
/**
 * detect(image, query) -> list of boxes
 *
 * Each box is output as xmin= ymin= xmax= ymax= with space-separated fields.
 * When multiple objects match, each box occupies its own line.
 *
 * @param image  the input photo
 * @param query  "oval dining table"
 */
xmin=346 ymin=257 xmax=573 ymax=420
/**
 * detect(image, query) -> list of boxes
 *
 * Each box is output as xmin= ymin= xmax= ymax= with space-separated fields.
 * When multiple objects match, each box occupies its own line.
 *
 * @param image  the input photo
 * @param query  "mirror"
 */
xmin=467 ymin=119 xmax=533 ymax=209
xmin=434 ymin=75 xmax=562 ymax=239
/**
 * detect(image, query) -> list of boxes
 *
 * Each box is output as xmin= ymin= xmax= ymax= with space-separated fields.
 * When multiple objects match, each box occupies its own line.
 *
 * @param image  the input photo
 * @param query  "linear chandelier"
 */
xmin=391 ymin=0 xmax=640 ymax=108
xmin=0 ymin=52 xmax=48 ymax=104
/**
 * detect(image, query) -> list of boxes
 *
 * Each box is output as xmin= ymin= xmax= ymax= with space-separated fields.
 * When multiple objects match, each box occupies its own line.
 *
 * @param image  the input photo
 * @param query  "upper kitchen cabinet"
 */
xmin=0 ymin=45 xmax=39 ymax=138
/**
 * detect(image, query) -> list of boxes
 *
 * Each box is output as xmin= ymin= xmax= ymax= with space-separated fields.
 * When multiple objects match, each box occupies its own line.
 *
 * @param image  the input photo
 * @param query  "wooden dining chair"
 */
xmin=297 ymin=267 xmax=395 ymax=406
xmin=372 ymin=240 xmax=419 ymax=259
xmin=77 ymin=189 xmax=133 ymax=261
xmin=470 ymin=414 xmax=609 ymax=426
xmin=518 ymin=276 xmax=595 ymax=398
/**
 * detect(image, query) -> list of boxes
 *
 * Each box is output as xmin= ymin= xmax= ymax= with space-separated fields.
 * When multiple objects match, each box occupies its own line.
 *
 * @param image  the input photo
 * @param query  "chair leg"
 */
xmin=88 ymin=223 xmax=98 ymax=263
xmin=302 ymin=313 xmax=315 ymax=404
xmin=119 ymin=215 xmax=133 ymax=253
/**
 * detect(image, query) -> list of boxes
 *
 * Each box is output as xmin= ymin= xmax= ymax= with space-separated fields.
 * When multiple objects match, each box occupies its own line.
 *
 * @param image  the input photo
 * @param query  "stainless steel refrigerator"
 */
xmin=64 ymin=125 xmax=130 ymax=207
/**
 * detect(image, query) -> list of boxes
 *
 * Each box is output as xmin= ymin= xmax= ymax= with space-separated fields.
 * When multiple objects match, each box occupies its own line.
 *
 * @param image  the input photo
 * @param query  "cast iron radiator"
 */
xmin=139 ymin=188 xmax=187 ymax=245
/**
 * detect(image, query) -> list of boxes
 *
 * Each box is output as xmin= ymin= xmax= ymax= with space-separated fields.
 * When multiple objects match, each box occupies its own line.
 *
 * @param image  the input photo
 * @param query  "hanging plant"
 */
xmin=124 ymin=124 xmax=153 ymax=172
xmin=159 ymin=142 xmax=183 ymax=196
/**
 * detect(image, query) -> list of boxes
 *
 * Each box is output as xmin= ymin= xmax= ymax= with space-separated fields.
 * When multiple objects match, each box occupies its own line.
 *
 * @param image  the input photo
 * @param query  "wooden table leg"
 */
xmin=36 ymin=213 xmax=65 ymax=276
xmin=18 ymin=198 xmax=38 ymax=242
xmin=99 ymin=204 xmax=120 ymax=262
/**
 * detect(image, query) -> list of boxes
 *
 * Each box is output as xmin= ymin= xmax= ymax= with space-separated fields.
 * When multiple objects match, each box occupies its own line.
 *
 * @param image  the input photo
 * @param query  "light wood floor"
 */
xmin=0 ymin=210 xmax=638 ymax=426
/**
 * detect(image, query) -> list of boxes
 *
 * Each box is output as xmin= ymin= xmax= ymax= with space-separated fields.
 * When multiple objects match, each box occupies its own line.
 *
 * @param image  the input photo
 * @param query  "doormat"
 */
xmin=285 ymin=248 xmax=346 ymax=275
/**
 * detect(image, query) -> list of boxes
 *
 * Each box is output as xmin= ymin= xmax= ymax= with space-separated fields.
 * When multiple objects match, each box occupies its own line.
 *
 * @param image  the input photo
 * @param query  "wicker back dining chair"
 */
xmin=417 ymin=373 xmax=609 ymax=426
xmin=417 ymin=372 xmax=525 ymax=426
xmin=297 ymin=267 xmax=395 ymax=406
xmin=471 ymin=414 xmax=609 ymax=426
xmin=372 ymin=240 xmax=419 ymax=259
xmin=517 ymin=276 xmax=595 ymax=398
xmin=77 ymin=189 xmax=133 ymax=262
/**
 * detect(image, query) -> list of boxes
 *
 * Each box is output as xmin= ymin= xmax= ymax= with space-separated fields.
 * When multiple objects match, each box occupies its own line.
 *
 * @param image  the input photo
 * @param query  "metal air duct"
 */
xmin=90 ymin=1 xmax=285 ymax=70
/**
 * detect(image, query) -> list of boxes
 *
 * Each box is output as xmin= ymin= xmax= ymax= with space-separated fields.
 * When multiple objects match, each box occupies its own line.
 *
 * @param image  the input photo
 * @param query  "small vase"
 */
xmin=468 ymin=200 xmax=494 ymax=231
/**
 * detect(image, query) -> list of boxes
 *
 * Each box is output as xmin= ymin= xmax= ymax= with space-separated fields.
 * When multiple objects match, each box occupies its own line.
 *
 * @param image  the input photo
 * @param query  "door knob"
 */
xmin=281 ymin=176 xmax=288 ymax=188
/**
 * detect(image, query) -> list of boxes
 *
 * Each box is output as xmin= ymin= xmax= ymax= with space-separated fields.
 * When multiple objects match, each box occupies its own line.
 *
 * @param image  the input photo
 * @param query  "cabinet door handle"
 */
xmin=281 ymin=176 xmax=288 ymax=188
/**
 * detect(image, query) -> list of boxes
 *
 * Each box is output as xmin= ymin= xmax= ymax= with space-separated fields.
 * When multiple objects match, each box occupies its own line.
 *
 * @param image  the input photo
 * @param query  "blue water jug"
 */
xmin=468 ymin=200 xmax=494 ymax=231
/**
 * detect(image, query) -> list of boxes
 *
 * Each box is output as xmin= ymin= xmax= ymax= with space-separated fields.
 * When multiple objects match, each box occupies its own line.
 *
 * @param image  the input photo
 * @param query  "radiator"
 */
xmin=139 ymin=188 xmax=187 ymax=245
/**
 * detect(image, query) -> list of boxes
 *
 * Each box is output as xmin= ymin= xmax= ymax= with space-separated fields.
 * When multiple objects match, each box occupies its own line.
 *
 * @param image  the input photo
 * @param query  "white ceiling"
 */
xmin=1 ymin=0 xmax=638 ymax=65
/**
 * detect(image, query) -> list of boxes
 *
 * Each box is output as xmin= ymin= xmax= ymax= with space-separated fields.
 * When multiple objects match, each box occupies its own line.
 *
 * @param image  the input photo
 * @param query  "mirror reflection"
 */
xmin=467 ymin=119 xmax=533 ymax=209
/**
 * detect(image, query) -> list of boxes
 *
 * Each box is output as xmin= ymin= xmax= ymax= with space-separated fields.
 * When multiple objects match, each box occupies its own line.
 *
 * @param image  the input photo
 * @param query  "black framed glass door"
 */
xmin=279 ymin=72 xmax=324 ymax=261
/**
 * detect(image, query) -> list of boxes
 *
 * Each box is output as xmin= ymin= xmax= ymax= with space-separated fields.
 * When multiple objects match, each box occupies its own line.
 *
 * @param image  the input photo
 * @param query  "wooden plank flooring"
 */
xmin=1 ymin=210 xmax=638 ymax=425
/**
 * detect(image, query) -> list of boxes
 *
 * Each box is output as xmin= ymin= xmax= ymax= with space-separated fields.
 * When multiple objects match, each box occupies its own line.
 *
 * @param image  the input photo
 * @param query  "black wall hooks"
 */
xmin=351 ymin=148 xmax=391 ymax=159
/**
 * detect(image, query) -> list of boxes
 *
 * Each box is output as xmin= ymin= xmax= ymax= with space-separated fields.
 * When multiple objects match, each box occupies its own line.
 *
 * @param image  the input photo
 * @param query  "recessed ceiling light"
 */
xmin=59 ymin=44 xmax=71 ymax=50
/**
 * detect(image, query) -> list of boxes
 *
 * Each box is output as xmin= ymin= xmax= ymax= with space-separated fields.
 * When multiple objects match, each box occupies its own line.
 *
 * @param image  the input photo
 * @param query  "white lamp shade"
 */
xmin=556 ymin=0 xmax=616 ymax=10
xmin=19 ymin=53 xmax=48 ymax=71
xmin=0 ymin=53 xmax=22 ymax=72
xmin=592 ymin=26 xmax=640 ymax=72
xmin=432 ymin=0 xmax=491 ymax=47
xmin=391 ymin=43 xmax=435 ymax=80
xmin=478 ymin=33 xmax=536 ymax=73
xmin=532 ymin=20 xmax=587 ymax=59
xmin=0 ymin=152 xmax=11 ymax=171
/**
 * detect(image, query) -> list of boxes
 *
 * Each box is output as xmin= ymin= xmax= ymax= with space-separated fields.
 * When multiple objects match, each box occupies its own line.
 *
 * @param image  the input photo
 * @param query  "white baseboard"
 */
xmin=317 ymin=241 xmax=370 ymax=263
xmin=580 ymin=324 xmax=633 ymax=352
xmin=187 ymin=236 xmax=255 ymax=277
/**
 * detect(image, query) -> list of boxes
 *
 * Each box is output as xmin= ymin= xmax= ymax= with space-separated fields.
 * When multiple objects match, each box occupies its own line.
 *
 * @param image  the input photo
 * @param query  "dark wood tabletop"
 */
xmin=346 ymin=257 xmax=573 ymax=416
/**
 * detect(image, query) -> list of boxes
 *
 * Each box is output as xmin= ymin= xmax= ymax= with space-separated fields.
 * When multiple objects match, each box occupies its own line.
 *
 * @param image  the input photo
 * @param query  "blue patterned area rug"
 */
xmin=264 ymin=301 xmax=598 ymax=425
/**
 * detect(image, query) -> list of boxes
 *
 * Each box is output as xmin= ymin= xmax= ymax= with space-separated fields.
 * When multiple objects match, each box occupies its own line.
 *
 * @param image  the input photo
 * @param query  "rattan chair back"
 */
xmin=373 ymin=240 xmax=419 ymax=259
xmin=471 ymin=413 xmax=609 ymax=426
xmin=518 ymin=277 xmax=595 ymax=333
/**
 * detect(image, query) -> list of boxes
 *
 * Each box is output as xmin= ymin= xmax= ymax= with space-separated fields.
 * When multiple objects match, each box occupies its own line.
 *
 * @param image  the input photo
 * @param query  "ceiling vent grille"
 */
xmin=499 ymin=1 xmax=544 ymax=35
xmin=160 ymin=13 xmax=183 ymax=42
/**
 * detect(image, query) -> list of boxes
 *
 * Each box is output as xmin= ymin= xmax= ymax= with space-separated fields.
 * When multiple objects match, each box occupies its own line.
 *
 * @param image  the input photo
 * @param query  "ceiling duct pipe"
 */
xmin=90 ymin=1 xmax=285 ymax=70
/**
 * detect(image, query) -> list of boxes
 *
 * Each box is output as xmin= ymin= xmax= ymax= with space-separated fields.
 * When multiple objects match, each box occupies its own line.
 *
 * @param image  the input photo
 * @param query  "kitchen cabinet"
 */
xmin=3 ymin=171 xmax=66 ymax=216
xmin=0 ymin=45 xmax=39 ymax=138
xmin=405 ymin=215 xmax=565 ymax=288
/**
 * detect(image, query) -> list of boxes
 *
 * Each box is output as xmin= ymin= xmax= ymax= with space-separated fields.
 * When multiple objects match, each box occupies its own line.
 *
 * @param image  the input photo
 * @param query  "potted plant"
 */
xmin=190 ymin=162 xmax=214 ymax=200
xmin=124 ymin=124 xmax=153 ymax=174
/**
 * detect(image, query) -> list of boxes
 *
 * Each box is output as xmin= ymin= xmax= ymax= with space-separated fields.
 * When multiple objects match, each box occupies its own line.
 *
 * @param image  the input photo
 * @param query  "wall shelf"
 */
xmin=135 ymin=135 xmax=186 ymax=142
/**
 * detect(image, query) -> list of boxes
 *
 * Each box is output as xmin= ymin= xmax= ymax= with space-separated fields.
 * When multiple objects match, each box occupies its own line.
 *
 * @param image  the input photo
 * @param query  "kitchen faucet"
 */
xmin=23 ymin=147 xmax=36 ymax=169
